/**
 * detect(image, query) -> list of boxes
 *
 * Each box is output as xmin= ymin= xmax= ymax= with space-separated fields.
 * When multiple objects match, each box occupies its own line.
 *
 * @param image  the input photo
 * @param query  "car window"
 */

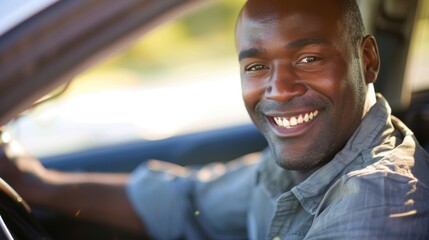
xmin=407 ymin=0 xmax=429 ymax=91
xmin=7 ymin=0 xmax=249 ymax=158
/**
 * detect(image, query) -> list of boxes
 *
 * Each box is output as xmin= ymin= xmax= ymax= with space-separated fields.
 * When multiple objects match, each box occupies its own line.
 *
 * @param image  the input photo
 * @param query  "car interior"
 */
xmin=0 ymin=0 xmax=428 ymax=239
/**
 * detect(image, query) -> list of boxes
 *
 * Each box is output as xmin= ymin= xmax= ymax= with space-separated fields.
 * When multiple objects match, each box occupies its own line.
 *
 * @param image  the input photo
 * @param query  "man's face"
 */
xmin=236 ymin=0 xmax=368 ymax=170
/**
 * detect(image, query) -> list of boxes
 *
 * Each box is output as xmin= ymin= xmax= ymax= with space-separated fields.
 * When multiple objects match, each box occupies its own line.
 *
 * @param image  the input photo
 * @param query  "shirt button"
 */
xmin=273 ymin=236 xmax=281 ymax=240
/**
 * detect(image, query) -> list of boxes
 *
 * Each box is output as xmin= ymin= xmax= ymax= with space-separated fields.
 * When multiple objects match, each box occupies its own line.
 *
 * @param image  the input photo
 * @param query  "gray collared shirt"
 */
xmin=127 ymin=95 xmax=429 ymax=239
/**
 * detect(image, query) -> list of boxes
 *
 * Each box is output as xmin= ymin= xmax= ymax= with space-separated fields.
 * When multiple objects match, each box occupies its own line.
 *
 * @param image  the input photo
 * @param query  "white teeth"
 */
xmin=283 ymin=118 xmax=291 ymax=128
xmin=290 ymin=117 xmax=297 ymax=126
xmin=304 ymin=113 xmax=309 ymax=122
xmin=273 ymin=110 xmax=319 ymax=129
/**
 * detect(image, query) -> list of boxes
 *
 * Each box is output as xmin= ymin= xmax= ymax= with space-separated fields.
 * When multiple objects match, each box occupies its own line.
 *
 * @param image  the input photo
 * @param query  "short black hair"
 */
xmin=343 ymin=0 xmax=366 ymax=57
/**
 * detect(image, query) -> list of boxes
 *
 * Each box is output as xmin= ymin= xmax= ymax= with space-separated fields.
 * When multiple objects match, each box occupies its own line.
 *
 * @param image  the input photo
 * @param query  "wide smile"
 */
xmin=273 ymin=110 xmax=319 ymax=129
xmin=267 ymin=109 xmax=320 ymax=137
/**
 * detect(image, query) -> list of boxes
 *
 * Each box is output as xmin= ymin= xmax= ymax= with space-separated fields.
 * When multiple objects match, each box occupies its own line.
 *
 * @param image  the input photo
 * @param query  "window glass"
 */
xmin=8 ymin=0 xmax=249 ymax=157
xmin=407 ymin=0 xmax=429 ymax=91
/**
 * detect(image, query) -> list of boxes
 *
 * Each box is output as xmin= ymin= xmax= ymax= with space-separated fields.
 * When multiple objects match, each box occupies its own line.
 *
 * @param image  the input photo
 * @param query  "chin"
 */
xmin=275 ymin=158 xmax=318 ymax=171
xmin=270 ymin=144 xmax=330 ymax=171
xmin=271 ymin=148 xmax=311 ymax=170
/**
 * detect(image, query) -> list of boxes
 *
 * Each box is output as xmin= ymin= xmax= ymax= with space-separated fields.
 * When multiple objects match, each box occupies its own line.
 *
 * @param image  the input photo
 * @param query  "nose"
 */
xmin=265 ymin=65 xmax=307 ymax=102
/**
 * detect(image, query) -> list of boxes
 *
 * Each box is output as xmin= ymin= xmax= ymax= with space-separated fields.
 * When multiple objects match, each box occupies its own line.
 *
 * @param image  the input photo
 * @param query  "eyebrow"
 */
xmin=285 ymin=38 xmax=333 ymax=49
xmin=238 ymin=38 xmax=333 ymax=62
xmin=238 ymin=48 xmax=264 ymax=62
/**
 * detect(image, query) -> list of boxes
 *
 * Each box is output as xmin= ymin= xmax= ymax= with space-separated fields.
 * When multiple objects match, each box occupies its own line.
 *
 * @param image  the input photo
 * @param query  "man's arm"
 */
xmin=0 ymin=136 xmax=147 ymax=236
xmin=33 ymin=171 xmax=146 ymax=234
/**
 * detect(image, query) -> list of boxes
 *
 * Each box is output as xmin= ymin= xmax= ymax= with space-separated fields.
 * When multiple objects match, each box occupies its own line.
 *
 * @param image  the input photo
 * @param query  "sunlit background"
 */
xmin=407 ymin=0 xmax=429 ymax=91
xmin=5 ymin=0 xmax=429 ymax=158
xmin=9 ymin=0 xmax=249 ymax=157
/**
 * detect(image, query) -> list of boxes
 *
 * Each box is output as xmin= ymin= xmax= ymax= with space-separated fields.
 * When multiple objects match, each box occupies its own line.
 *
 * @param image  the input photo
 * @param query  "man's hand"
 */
xmin=0 ymin=129 xmax=46 ymax=201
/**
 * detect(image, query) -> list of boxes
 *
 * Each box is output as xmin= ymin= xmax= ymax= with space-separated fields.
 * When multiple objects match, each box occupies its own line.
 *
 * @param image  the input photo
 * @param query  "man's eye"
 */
xmin=246 ymin=64 xmax=267 ymax=72
xmin=299 ymin=56 xmax=319 ymax=63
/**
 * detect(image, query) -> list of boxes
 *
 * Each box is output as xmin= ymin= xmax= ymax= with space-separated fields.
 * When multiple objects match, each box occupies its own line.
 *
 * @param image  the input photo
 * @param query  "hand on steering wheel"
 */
xmin=0 ymin=128 xmax=46 ymax=201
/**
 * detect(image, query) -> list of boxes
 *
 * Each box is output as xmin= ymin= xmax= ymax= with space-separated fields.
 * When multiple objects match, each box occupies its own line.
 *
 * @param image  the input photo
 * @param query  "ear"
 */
xmin=360 ymin=35 xmax=380 ymax=84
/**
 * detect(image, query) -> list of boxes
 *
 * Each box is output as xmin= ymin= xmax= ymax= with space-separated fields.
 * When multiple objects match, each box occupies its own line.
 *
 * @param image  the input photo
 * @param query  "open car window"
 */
xmin=7 ymin=0 xmax=250 ymax=158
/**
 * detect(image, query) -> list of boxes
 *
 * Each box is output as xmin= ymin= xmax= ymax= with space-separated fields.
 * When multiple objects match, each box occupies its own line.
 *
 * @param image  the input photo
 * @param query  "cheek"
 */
xmin=241 ymin=77 xmax=266 ymax=112
xmin=335 ymin=62 xmax=365 ymax=109
xmin=315 ymin=62 xmax=365 ymax=133
xmin=310 ymin=61 xmax=349 ymax=104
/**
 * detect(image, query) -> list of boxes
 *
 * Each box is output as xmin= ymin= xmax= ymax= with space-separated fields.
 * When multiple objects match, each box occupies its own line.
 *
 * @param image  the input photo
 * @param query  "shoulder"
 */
xmin=340 ymin=125 xmax=429 ymax=207
xmin=315 ymin=155 xmax=429 ymax=225
xmin=308 ymin=160 xmax=429 ymax=239
xmin=333 ymin=156 xmax=429 ymax=209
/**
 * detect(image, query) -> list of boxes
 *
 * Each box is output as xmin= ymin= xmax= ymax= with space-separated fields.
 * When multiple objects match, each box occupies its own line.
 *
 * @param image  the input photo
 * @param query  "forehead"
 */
xmin=240 ymin=0 xmax=344 ymax=21
xmin=236 ymin=0 xmax=345 ymax=48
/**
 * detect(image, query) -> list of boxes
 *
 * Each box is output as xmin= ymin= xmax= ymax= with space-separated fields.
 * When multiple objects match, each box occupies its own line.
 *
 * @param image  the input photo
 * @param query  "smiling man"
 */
xmin=228 ymin=0 xmax=429 ymax=238
xmin=237 ymin=0 xmax=374 ymax=176
xmin=1 ymin=0 xmax=429 ymax=239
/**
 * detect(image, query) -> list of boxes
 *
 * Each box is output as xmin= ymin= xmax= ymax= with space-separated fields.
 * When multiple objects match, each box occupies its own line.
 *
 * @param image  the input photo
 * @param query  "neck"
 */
xmin=363 ymin=83 xmax=377 ymax=117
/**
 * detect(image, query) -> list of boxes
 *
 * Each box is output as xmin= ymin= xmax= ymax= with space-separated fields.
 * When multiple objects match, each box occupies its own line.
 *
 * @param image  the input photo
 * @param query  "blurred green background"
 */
xmin=93 ymin=0 xmax=245 ymax=78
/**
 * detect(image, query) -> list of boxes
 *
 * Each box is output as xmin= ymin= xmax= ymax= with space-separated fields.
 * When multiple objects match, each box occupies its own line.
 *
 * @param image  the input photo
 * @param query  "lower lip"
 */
xmin=269 ymin=115 xmax=319 ymax=138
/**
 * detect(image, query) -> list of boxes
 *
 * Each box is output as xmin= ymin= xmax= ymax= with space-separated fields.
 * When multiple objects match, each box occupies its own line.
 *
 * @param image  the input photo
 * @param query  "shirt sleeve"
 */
xmin=305 ymin=171 xmax=429 ymax=240
xmin=126 ymin=153 xmax=261 ymax=240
